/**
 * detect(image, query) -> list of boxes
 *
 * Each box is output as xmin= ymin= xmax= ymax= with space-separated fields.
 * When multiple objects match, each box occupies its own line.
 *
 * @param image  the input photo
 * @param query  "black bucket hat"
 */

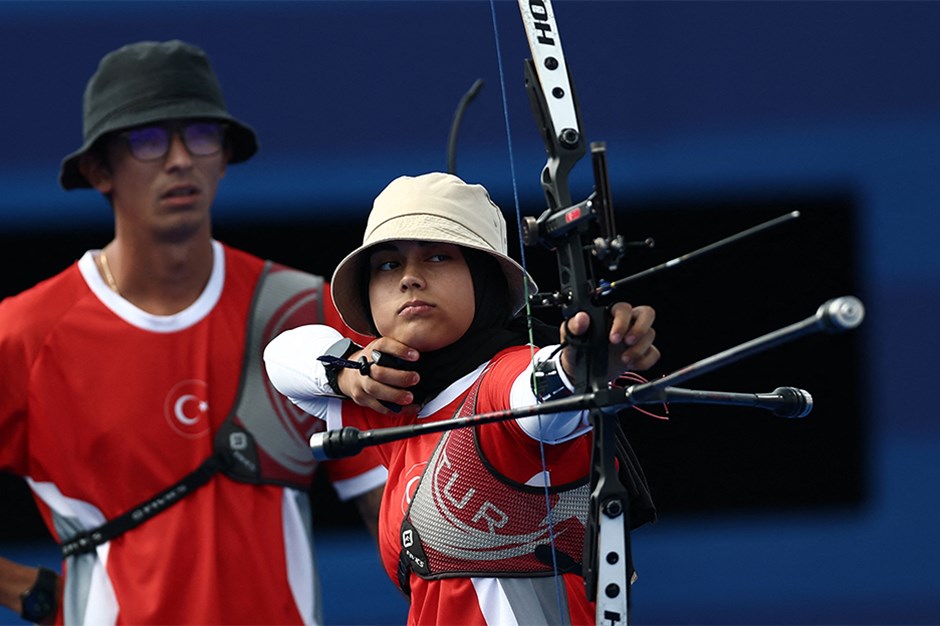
xmin=59 ymin=40 xmax=258 ymax=190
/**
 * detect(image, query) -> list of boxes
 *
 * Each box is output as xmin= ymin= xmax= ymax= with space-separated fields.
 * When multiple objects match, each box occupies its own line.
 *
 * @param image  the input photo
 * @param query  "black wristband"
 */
xmin=532 ymin=356 xmax=573 ymax=402
xmin=20 ymin=566 xmax=58 ymax=623
xmin=322 ymin=338 xmax=360 ymax=396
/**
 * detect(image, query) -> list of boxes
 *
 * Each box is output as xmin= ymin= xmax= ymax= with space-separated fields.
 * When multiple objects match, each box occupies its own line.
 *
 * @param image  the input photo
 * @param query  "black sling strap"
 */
xmin=61 ymin=454 xmax=225 ymax=557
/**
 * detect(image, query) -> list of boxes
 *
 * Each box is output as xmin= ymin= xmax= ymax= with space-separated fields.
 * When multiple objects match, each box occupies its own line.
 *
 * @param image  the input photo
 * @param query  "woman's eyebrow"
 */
xmin=368 ymin=242 xmax=399 ymax=256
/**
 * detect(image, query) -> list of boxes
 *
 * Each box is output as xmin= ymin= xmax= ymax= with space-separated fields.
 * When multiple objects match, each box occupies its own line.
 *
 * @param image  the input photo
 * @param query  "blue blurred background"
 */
xmin=1 ymin=1 xmax=938 ymax=624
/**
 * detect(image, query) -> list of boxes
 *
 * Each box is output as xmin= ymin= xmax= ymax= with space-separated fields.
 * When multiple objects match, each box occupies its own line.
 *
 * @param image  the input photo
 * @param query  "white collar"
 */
xmin=417 ymin=361 xmax=489 ymax=418
xmin=78 ymin=240 xmax=225 ymax=333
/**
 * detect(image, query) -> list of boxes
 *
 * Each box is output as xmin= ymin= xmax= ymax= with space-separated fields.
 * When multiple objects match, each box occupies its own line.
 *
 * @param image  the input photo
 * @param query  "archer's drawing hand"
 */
xmin=337 ymin=337 xmax=421 ymax=415
xmin=560 ymin=302 xmax=660 ymax=381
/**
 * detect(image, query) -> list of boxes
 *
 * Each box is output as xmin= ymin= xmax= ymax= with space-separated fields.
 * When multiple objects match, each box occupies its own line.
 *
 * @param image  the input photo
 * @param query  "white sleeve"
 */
xmin=331 ymin=466 xmax=389 ymax=502
xmin=509 ymin=346 xmax=591 ymax=444
xmin=263 ymin=325 xmax=345 ymax=418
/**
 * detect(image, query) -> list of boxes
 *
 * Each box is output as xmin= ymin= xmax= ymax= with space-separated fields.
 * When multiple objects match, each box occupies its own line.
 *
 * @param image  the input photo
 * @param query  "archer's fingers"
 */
xmin=346 ymin=374 xmax=418 ymax=415
xmin=560 ymin=311 xmax=591 ymax=342
xmin=337 ymin=364 xmax=415 ymax=409
xmin=366 ymin=338 xmax=420 ymax=367
xmin=367 ymin=359 xmax=420 ymax=389
xmin=608 ymin=303 xmax=656 ymax=345
xmin=621 ymin=327 xmax=659 ymax=371
xmin=366 ymin=340 xmax=421 ymax=395
xmin=626 ymin=305 xmax=656 ymax=344
xmin=626 ymin=343 xmax=660 ymax=372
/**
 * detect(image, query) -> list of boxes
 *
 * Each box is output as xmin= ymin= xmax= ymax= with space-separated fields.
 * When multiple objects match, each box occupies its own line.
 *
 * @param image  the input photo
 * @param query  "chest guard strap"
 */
xmin=398 ymin=367 xmax=589 ymax=591
xmin=215 ymin=261 xmax=327 ymax=488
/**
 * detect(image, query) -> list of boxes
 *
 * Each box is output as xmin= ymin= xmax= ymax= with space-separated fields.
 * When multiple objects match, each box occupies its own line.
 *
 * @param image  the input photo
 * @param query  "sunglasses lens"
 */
xmin=126 ymin=126 xmax=170 ymax=160
xmin=182 ymin=122 xmax=224 ymax=156
xmin=122 ymin=122 xmax=224 ymax=161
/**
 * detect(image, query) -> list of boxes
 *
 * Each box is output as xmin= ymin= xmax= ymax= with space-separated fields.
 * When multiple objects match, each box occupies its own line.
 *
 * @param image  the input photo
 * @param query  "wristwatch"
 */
xmin=320 ymin=338 xmax=360 ymax=396
xmin=20 ymin=567 xmax=58 ymax=624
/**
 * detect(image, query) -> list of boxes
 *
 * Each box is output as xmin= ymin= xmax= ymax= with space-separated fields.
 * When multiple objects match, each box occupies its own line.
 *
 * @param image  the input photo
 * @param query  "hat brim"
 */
xmin=331 ymin=214 xmax=538 ymax=336
xmin=59 ymin=102 xmax=258 ymax=190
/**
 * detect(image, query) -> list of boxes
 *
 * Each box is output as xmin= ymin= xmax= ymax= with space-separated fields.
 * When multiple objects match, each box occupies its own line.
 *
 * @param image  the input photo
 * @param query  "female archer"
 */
xmin=264 ymin=172 xmax=658 ymax=624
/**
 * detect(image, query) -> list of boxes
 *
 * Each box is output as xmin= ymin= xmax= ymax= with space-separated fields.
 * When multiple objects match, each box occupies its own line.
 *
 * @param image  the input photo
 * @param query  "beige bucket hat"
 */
xmin=331 ymin=172 xmax=538 ymax=335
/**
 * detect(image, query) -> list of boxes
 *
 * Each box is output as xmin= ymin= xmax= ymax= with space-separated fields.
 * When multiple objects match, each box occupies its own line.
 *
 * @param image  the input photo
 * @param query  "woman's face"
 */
xmin=367 ymin=240 xmax=475 ymax=352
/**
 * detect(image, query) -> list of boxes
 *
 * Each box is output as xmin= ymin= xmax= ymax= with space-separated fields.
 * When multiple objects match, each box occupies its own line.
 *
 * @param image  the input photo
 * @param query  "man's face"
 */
xmin=88 ymin=120 xmax=229 ymax=239
xmin=367 ymin=240 xmax=476 ymax=352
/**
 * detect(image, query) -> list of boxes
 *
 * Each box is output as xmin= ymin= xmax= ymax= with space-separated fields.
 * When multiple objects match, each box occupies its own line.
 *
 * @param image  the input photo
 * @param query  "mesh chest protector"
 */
xmin=396 ymin=363 xmax=657 ymax=601
xmin=398 ymin=368 xmax=590 ymax=591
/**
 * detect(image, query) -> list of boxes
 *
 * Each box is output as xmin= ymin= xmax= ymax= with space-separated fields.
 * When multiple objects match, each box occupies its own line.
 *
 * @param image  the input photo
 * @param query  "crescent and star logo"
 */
xmin=164 ymin=379 xmax=210 ymax=438
xmin=401 ymin=462 xmax=429 ymax=515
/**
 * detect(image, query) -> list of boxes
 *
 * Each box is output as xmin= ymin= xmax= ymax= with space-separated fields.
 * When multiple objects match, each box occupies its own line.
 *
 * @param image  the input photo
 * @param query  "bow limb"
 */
xmin=517 ymin=0 xmax=584 ymax=210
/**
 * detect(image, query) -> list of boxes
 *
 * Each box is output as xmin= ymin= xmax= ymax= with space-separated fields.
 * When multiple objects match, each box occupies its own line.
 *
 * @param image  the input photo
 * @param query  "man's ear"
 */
xmin=219 ymin=144 xmax=231 ymax=179
xmin=78 ymin=151 xmax=113 ymax=193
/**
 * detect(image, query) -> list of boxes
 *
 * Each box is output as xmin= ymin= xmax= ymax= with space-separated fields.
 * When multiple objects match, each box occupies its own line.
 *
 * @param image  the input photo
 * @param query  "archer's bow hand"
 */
xmin=560 ymin=302 xmax=660 ymax=381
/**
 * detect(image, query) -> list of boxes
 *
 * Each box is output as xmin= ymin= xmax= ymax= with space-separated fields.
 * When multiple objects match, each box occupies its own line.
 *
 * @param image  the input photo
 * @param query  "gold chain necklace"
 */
xmin=98 ymin=251 xmax=120 ymax=295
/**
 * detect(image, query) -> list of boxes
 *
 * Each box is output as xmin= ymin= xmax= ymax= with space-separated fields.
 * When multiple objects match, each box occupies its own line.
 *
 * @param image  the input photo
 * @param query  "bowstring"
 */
xmin=487 ymin=0 xmax=567 ymax=617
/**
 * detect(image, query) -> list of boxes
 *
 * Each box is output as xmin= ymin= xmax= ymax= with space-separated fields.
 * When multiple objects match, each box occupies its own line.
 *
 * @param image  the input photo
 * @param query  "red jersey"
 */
xmin=0 ymin=241 xmax=384 ymax=625
xmin=325 ymin=347 xmax=594 ymax=625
